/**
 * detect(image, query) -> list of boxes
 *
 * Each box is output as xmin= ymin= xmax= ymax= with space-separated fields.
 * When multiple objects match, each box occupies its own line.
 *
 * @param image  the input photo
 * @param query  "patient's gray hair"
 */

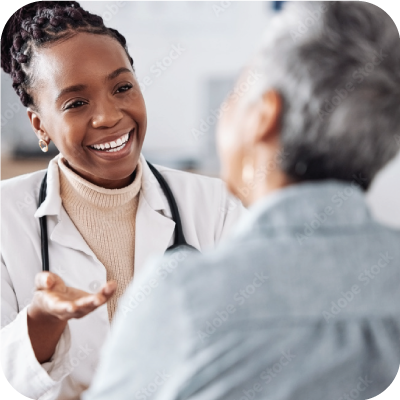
xmin=249 ymin=1 xmax=400 ymax=190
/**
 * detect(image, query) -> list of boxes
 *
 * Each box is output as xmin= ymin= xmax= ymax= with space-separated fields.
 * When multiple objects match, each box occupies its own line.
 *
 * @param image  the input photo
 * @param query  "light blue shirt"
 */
xmin=85 ymin=180 xmax=400 ymax=400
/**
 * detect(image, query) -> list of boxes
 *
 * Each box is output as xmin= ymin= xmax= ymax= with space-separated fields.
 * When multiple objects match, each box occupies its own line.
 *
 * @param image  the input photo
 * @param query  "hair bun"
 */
xmin=1 ymin=1 xmax=80 ymax=74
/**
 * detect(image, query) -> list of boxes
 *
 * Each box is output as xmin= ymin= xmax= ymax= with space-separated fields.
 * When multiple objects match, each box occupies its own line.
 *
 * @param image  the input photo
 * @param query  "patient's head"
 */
xmin=217 ymin=1 xmax=400 ymax=206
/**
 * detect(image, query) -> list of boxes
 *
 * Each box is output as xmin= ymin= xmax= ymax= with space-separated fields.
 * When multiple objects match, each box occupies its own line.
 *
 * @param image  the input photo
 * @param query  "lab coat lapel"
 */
xmin=34 ymin=153 xmax=110 ymax=260
xmin=134 ymin=155 xmax=176 ymax=276
xmin=34 ymin=153 xmax=176 ymax=269
xmin=50 ymin=207 xmax=99 ymax=259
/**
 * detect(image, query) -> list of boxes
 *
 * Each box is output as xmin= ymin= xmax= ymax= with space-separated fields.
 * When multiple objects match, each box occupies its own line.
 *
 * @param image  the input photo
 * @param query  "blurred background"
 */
xmin=1 ymin=1 xmax=400 ymax=228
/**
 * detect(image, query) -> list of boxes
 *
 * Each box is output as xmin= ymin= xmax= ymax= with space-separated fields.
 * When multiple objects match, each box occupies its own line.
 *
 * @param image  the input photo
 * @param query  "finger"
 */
xmin=74 ymin=294 xmax=106 ymax=309
xmin=51 ymin=299 xmax=96 ymax=319
xmin=34 ymin=272 xmax=56 ymax=290
xmin=100 ymin=281 xmax=117 ymax=298
xmin=66 ymin=296 xmax=104 ymax=319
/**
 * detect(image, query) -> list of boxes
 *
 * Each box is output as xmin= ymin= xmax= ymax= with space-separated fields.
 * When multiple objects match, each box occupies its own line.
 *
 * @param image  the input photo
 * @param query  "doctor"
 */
xmin=0 ymin=2 xmax=245 ymax=399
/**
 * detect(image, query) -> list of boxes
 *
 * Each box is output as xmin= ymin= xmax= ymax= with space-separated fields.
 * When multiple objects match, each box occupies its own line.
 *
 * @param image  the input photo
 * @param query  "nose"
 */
xmin=91 ymin=96 xmax=123 ymax=129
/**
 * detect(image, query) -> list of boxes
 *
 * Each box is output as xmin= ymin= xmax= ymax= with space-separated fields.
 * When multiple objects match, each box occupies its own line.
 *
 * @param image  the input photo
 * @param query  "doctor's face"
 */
xmin=28 ymin=32 xmax=147 ymax=188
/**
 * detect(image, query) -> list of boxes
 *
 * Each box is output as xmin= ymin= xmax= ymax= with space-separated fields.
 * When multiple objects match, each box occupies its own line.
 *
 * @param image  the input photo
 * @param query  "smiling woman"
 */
xmin=26 ymin=31 xmax=146 ymax=188
xmin=0 ymin=2 xmax=246 ymax=399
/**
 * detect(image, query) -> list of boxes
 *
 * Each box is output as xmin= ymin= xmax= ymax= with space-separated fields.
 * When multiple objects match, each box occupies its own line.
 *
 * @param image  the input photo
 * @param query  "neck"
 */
xmin=241 ymin=169 xmax=293 ymax=208
xmin=64 ymin=160 xmax=136 ymax=189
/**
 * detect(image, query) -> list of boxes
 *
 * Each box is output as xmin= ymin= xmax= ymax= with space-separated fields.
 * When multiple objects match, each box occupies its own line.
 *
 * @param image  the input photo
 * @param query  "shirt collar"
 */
xmin=232 ymin=180 xmax=372 ymax=238
xmin=34 ymin=153 xmax=168 ymax=219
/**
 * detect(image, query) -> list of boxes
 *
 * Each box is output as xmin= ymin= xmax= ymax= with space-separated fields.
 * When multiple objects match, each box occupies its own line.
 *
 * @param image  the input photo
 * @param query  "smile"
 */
xmin=89 ymin=132 xmax=130 ymax=152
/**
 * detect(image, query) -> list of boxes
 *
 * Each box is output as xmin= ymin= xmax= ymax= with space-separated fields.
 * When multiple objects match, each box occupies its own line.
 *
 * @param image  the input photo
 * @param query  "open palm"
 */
xmin=32 ymin=272 xmax=117 ymax=320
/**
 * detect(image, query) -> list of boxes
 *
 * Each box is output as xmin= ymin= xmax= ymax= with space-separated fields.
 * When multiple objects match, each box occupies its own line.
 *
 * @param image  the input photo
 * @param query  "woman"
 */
xmin=0 ymin=2 xmax=245 ymax=399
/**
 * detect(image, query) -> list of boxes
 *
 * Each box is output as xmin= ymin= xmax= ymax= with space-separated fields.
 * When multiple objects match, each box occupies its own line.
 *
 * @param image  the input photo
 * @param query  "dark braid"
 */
xmin=1 ymin=1 xmax=134 ymax=107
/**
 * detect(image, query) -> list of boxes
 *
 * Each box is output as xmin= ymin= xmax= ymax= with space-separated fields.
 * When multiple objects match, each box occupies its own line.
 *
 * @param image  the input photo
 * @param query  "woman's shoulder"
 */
xmin=1 ymin=168 xmax=46 ymax=204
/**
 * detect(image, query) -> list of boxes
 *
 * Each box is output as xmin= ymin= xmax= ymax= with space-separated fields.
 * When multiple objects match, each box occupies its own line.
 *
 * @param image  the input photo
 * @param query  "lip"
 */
xmin=86 ymin=128 xmax=135 ymax=161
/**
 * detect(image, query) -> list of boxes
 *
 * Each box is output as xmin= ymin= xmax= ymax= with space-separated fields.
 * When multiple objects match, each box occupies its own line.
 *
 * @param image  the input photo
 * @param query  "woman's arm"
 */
xmin=27 ymin=308 xmax=68 ymax=363
xmin=27 ymin=272 xmax=116 ymax=363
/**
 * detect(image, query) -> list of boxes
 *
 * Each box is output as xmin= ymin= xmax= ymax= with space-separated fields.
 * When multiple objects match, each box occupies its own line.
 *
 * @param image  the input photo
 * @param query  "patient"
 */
xmin=85 ymin=2 xmax=400 ymax=399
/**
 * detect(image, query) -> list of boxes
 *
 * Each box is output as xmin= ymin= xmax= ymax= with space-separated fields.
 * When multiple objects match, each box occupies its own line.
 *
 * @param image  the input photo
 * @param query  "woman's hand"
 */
xmin=29 ymin=272 xmax=117 ymax=321
xmin=27 ymin=272 xmax=117 ymax=363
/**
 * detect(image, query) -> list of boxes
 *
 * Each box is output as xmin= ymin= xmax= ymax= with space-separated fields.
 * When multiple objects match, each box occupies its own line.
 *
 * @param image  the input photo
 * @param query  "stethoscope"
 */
xmin=38 ymin=160 xmax=199 ymax=272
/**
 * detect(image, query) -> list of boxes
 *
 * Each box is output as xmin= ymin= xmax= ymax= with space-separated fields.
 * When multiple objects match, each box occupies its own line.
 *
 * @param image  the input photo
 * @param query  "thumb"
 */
xmin=34 ymin=272 xmax=62 ymax=291
xmin=101 ymin=280 xmax=117 ymax=297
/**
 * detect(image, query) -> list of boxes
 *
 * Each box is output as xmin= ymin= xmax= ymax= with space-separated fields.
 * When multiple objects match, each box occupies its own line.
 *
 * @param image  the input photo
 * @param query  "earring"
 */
xmin=38 ymin=139 xmax=49 ymax=153
xmin=242 ymin=156 xmax=255 ymax=183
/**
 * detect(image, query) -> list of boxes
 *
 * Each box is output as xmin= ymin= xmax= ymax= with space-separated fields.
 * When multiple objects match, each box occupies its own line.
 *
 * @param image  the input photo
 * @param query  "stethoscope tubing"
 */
xmin=37 ymin=160 xmax=198 ymax=272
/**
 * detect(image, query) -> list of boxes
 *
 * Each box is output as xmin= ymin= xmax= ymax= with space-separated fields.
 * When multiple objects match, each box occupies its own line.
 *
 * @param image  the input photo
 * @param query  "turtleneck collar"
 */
xmin=57 ymin=155 xmax=142 ymax=209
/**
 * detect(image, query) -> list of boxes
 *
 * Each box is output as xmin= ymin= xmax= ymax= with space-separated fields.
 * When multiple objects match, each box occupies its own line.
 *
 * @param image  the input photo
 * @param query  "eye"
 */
xmin=115 ymin=84 xmax=133 ymax=94
xmin=65 ymin=100 xmax=87 ymax=110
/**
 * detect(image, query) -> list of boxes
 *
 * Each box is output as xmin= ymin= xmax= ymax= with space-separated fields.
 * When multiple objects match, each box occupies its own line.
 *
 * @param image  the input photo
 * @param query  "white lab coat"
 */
xmin=1 ymin=153 xmax=246 ymax=400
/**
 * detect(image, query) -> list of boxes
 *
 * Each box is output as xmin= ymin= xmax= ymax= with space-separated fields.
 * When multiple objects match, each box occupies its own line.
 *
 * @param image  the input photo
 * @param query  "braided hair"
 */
xmin=1 ymin=1 xmax=134 ymax=108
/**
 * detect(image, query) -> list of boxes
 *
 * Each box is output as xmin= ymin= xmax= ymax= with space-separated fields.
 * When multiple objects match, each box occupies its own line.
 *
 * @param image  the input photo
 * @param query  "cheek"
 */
xmin=47 ymin=120 xmax=87 ymax=162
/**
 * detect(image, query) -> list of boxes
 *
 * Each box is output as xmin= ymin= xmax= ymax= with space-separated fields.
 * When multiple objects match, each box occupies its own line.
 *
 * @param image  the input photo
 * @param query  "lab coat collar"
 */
xmin=34 ymin=153 xmax=168 ymax=219
xmin=34 ymin=153 xmax=63 ymax=219
xmin=33 ymin=153 xmax=175 ymax=269
xmin=139 ymin=154 xmax=169 ymax=213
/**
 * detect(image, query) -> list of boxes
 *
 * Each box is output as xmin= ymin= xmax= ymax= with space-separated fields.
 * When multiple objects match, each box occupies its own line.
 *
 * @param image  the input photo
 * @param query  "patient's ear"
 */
xmin=253 ymin=90 xmax=282 ymax=144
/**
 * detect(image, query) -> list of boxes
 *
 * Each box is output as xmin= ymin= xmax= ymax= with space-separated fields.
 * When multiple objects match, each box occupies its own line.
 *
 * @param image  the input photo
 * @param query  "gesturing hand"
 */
xmin=29 ymin=271 xmax=117 ymax=321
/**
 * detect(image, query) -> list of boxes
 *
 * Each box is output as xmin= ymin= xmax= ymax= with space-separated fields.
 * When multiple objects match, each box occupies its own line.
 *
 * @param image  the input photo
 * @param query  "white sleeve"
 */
xmin=216 ymin=180 xmax=248 ymax=243
xmin=1 ymin=259 xmax=72 ymax=399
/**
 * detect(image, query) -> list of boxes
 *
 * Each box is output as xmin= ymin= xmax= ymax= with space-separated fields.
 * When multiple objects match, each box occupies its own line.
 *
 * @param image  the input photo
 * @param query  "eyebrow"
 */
xmin=56 ymin=84 xmax=87 ymax=102
xmin=106 ymin=67 xmax=133 ymax=81
xmin=55 ymin=68 xmax=133 ymax=102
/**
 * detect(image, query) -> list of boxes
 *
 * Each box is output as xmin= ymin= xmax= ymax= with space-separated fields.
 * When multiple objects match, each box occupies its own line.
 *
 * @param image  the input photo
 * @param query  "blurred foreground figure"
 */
xmin=85 ymin=2 xmax=400 ymax=400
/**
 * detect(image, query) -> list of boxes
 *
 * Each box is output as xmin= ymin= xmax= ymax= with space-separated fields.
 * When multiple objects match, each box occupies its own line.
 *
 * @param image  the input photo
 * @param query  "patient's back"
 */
xmin=87 ymin=182 xmax=400 ymax=400
xmin=169 ymin=182 xmax=400 ymax=399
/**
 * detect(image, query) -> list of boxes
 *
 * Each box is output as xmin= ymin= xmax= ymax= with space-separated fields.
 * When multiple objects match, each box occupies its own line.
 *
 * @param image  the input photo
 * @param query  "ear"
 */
xmin=27 ymin=107 xmax=50 ymax=142
xmin=253 ymin=90 xmax=282 ymax=144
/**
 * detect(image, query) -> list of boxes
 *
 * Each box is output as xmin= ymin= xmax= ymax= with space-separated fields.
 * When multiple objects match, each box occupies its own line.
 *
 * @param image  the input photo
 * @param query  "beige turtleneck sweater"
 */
xmin=57 ymin=156 xmax=142 ymax=321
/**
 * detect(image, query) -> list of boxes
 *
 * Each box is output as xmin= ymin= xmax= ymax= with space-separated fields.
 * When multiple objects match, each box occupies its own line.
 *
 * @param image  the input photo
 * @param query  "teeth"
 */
xmin=105 ymin=142 xmax=127 ymax=152
xmin=90 ymin=132 xmax=130 ymax=151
